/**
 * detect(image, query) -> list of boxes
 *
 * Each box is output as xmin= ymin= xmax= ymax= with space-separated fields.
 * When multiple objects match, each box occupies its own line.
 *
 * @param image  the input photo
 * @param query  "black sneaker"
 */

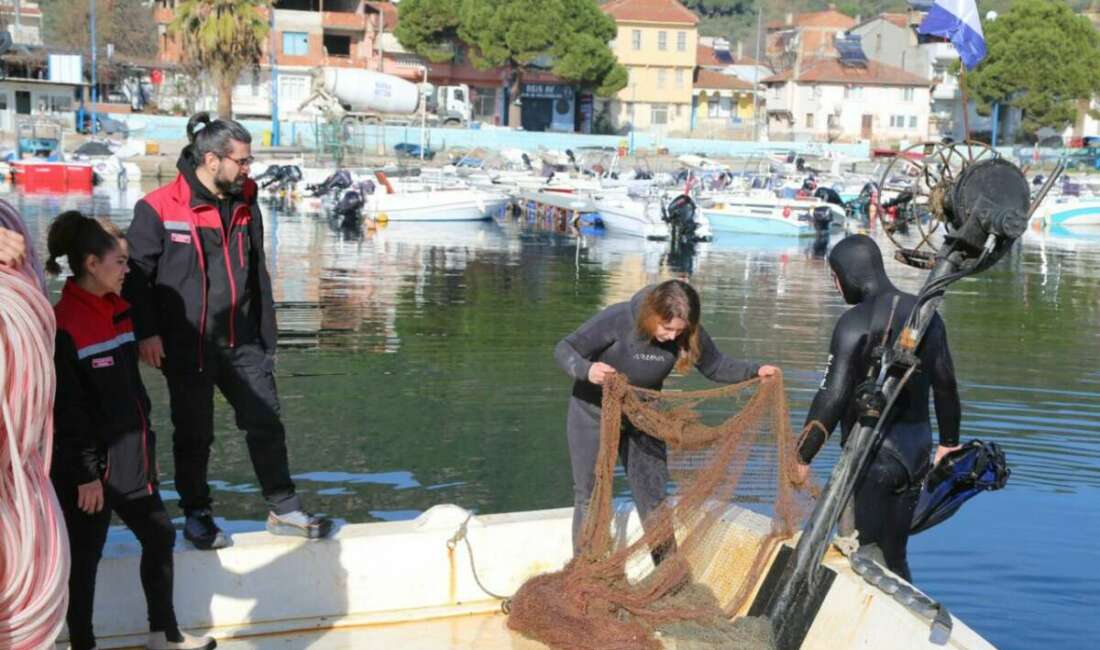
xmin=183 ymin=510 xmax=229 ymax=550
xmin=266 ymin=510 xmax=334 ymax=539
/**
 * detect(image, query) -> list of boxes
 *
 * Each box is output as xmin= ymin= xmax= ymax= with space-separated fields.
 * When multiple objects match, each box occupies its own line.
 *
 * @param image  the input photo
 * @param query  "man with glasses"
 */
xmin=123 ymin=113 xmax=333 ymax=549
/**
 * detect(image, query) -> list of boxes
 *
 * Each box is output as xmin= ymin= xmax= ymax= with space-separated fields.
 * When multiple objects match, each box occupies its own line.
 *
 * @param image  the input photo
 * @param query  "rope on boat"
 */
xmin=446 ymin=513 xmax=514 ymax=610
xmin=0 ymin=200 xmax=70 ymax=649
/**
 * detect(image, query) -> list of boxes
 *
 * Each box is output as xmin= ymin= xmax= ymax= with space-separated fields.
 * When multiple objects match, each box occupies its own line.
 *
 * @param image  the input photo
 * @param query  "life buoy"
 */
xmin=375 ymin=170 xmax=395 ymax=194
xmin=782 ymin=206 xmax=792 ymax=218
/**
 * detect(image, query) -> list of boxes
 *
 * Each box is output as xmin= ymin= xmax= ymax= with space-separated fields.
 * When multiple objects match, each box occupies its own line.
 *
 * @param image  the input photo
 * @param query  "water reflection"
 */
xmin=4 ymin=185 xmax=1099 ymax=649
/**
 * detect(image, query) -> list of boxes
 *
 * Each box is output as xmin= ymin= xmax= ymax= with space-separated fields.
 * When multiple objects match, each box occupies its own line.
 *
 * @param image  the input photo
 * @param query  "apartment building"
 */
xmin=601 ymin=0 xmax=698 ymax=135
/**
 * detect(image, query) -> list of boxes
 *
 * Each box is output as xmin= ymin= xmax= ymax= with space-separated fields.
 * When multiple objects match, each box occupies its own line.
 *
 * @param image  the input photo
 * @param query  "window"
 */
xmin=0 ymin=93 xmax=7 ymax=111
xmin=278 ymin=75 xmax=309 ymax=105
xmin=677 ymin=31 xmax=686 ymax=52
xmin=806 ymin=113 xmax=814 ymax=128
xmin=890 ymin=115 xmax=907 ymax=128
xmin=902 ymin=87 xmax=914 ymax=102
xmin=657 ymin=69 xmax=666 ymax=88
xmin=675 ymin=69 xmax=684 ymax=88
xmin=323 ymin=33 xmax=351 ymax=57
xmin=909 ymin=115 xmax=918 ymax=128
xmin=707 ymin=95 xmax=719 ymax=118
xmin=658 ymin=31 xmax=667 ymax=51
xmin=844 ymin=85 xmax=862 ymax=99
xmin=827 ymin=114 xmax=839 ymax=129
xmin=651 ymin=103 xmax=668 ymax=125
xmin=473 ymin=87 xmax=497 ymax=118
xmin=251 ymin=69 xmax=260 ymax=97
xmin=283 ymin=32 xmax=309 ymax=56
xmin=632 ymin=30 xmax=641 ymax=50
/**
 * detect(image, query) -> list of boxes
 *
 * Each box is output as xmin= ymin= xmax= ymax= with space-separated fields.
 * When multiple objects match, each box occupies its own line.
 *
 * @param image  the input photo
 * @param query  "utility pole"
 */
xmin=269 ymin=6 xmax=279 ymax=145
xmin=90 ymin=0 xmax=97 ymax=136
xmin=753 ymin=2 xmax=763 ymax=142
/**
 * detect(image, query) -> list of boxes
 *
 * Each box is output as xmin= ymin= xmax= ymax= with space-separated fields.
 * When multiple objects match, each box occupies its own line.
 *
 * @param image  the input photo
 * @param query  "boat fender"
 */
xmin=375 ymin=170 xmax=395 ymax=194
xmin=783 ymin=206 xmax=792 ymax=218
xmin=376 ymin=212 xmax=389 ymax=224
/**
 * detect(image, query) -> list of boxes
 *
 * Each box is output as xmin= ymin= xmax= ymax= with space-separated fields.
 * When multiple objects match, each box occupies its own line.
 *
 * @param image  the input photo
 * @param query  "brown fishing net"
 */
xmin=507 ymin=372 xmax=813 ymax=649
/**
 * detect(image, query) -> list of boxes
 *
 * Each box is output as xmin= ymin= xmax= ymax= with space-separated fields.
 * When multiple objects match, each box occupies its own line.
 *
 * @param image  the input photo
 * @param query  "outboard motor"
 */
xmin=521 ymin=153 xmax=533 ymax=170
xmin=814 ymin=186 xmax=844 ymax=207
xmin=332 ymin=190 xmax=364 ymax=229
xmin=254 ymin=165 xmax=282 ymax=188
xmin=811 ymin=205 xmax=833 ymax=234
xmin=308 ymin=169 xmax=353 ymax=198
xmin=662 ymin=194 xmax=702 ymax=247
xmin=285 ymin=165 xmax=303 ymax=185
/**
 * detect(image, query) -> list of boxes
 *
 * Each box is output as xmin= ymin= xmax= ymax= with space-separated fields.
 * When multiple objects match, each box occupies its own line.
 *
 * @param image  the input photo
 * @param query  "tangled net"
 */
xmin=508 ymin=372 xmax=812 ymax=649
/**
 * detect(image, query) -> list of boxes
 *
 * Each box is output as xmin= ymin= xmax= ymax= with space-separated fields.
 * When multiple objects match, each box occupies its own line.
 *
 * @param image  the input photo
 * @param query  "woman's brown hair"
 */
xmin=635 ymin=279 xmax=701 ymax=373
xmin=45 ymin=211 xmax=124 ymax=279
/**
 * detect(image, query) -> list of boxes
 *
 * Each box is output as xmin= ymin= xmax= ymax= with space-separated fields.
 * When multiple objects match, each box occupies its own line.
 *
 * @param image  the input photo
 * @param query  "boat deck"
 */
xmin=212 ymin=613 xmax=542 ymax=650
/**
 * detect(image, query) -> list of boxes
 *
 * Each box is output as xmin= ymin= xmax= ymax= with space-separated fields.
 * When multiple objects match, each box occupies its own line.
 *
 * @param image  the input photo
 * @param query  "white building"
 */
xmin=763 ymin=57 xmax=930 ymax=143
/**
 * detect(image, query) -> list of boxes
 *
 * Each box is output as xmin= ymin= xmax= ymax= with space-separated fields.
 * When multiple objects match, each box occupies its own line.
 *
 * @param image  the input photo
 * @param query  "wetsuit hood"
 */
xmin=828 ymin=234 xmax=896 ymax=305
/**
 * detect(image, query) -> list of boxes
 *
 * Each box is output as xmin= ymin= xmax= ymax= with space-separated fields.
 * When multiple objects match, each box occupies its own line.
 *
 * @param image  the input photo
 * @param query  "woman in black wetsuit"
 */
xmin=554 ymin=280 xmax=779 ymax=554
xmin=794 ymin=235 xmax=962 ymax=581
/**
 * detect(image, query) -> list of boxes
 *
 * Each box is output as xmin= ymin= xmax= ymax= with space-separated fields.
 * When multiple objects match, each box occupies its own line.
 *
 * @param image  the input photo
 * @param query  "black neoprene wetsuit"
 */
xmin=798 ymin=235 xmax=961 ymax=581
xmin=554 ymin=285 xmax=760 ymax=553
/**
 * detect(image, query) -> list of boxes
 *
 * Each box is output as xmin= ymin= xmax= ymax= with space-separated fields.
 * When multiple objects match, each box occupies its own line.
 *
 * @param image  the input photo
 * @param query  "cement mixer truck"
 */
xmin=299 ymin=68 xmax=472 ymax=129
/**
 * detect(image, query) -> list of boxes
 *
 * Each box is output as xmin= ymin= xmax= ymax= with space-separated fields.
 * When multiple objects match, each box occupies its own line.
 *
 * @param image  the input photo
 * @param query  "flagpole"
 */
xmin=959 ymin=64 xmax=971 ymax=145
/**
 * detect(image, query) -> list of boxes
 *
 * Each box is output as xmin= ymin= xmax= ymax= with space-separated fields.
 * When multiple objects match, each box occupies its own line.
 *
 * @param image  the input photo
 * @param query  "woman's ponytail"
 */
xmin=45 ymin=211 xmax=122 ymax=279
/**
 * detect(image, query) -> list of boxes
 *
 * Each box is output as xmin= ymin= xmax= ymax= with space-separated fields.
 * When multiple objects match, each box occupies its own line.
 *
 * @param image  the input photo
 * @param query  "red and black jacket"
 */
xmin=122 ymin=155 xmax=277 ymax=371
xmin=53 ymin=281 xmax=155 ymax=498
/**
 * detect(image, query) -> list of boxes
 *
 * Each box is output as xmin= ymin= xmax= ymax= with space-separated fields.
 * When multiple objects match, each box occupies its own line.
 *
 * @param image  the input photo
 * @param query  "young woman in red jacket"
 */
xmin=47 ymin=211 xmax=214 ymax=650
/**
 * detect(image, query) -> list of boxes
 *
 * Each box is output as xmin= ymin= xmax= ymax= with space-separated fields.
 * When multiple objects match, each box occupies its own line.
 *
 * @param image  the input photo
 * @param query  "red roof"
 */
xmin=602 ymin=0 xmax=699 ymax=25
xmin=695 ymin=43 xmax=761 ymax=67
xmin=693 ymin=68 xmax=752 ymax=90
xmin=365 ymin=1 xmax=398 ymax=32
xmin=762 ymin=58 xmax=929 ymax=87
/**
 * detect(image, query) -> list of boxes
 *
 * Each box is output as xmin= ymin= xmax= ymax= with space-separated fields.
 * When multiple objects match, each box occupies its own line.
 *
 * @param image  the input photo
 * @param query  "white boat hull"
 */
xmin=67 ymin=503 xmax=996 ymax=649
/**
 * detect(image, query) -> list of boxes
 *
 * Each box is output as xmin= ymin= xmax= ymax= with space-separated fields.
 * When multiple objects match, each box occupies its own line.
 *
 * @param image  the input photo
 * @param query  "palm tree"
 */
xmin=169 ymin=0 xmax=270 ymax=118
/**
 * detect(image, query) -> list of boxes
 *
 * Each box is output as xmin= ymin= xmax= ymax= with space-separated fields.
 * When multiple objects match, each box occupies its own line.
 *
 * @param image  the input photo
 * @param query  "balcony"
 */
xmin=322 ymin=11 xmax=366 ymax=31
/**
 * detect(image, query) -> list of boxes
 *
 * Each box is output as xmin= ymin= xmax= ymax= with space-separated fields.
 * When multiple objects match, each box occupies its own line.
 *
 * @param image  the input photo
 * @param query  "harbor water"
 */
xmin=7 ymin=185 xmax=1098 ymax=650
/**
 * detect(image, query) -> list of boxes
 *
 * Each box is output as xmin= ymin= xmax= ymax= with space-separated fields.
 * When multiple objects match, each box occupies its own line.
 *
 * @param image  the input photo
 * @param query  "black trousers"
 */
xmin=55 ymin=483 xmax=178 ymax=650
xmin=854 ymin=454 xmax=922 ymax=582
xmin=165 ymin=342 xmax=299 ymax=515
xmin=567 ymin=398 xmax=669 ymax=555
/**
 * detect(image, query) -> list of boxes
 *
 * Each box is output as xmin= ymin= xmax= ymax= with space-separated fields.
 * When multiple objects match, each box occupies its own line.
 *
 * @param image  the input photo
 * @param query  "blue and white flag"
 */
xmin=918 ymin=0 xmax=987 ymax=70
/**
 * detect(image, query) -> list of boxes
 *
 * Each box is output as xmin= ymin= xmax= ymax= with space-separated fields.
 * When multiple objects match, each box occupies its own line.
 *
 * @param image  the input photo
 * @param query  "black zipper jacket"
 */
xmin=53 ymin=280 xmax=155 ymax=498
xmin=122 ymin=151 xmax=277 ymax=371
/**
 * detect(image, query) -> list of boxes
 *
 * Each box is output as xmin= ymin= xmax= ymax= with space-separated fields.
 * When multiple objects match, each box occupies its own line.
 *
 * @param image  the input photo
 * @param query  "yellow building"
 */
xmin=601 ymin=0 xmax=698 ymax=135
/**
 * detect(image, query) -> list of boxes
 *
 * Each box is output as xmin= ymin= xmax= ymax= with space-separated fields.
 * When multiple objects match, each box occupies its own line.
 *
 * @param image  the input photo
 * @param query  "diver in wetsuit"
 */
xmin=554 ymin=280 xmax=779 ymax=555
xmin=794 ymin=235 xmax=962 ymax=581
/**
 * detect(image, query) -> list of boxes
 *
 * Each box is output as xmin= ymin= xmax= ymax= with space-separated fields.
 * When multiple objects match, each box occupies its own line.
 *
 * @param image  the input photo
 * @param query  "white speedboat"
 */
xmin=593 ymin=191 xmax=712 ymax=241
xmin=1031 ymin=197 xmax=1100 ymax=232
xmin=364 ymin=186 xmax=509 ymax=222
xmin=70 ymin=503 xmax=996 ymax=649
xmin=701 ymin=190 xmax=844 ymax=237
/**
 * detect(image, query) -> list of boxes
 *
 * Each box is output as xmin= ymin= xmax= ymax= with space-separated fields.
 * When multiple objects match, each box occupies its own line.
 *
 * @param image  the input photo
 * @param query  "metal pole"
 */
xmin=991 ymin=102 xmax=999 ymax=148
xmin=90 ymin=0 xmax=97 ymax=136
xmin=420 ymin=66 xmax=427 ymax=161
xmin=754 ymin=2 xmax=763 ymax=141
xmin=269 ymin=6 xmax=280 ymax=146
